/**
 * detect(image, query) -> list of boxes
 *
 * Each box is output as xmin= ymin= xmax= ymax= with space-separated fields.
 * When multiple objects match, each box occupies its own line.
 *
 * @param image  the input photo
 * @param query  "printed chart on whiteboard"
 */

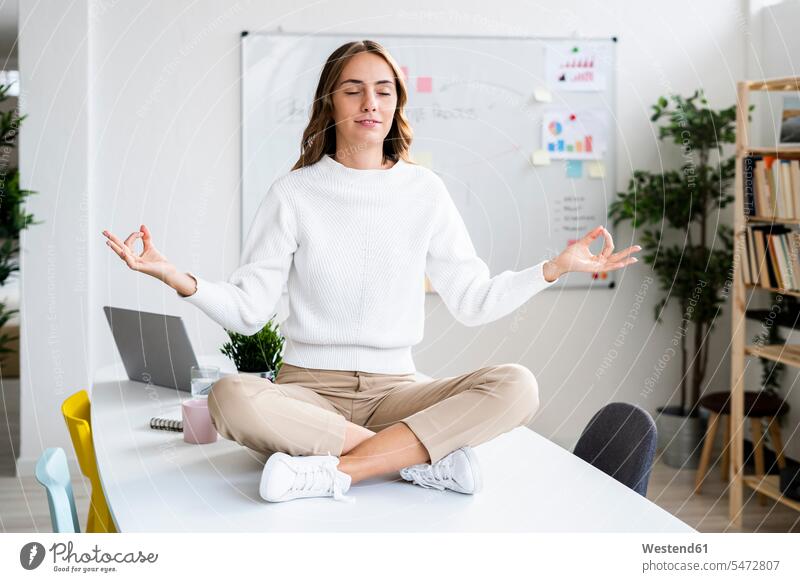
xmin=545 ymin=43 xmax=608 ymax=91
xmin=542 ymin=109 xmax=608 ymax=160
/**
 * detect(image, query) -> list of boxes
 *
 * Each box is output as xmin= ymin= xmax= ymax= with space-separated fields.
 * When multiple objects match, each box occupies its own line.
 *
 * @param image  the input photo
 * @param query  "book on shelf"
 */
xmin=742 ymin=223 xmax=800 ymax=290
xmin=746 ymin=226 xmax=758 ymax=284
xmin=773 ymin=234 xmax=791 ymax=289
xmin=743 ymin=154 xmax=756 ymax=216
xmin=790 ymin=232 xmax=800 ymax=289
xmin=743 ymin=154 xmax=800 ymax=219
xmin=741 ymin=227 xmax=751 ymax=284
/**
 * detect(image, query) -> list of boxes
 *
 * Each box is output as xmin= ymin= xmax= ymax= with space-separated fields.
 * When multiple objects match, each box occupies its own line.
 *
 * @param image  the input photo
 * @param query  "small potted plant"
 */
xmin=219 ymin=316 xmax=285 ymax=381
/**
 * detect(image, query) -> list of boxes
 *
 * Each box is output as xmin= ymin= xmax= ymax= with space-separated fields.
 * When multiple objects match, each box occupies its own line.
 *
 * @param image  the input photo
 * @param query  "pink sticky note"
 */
xmin=416 ymin=76 xmax=433 ymax=93
xmin=400 ymin=66 xmax=409 ymax=80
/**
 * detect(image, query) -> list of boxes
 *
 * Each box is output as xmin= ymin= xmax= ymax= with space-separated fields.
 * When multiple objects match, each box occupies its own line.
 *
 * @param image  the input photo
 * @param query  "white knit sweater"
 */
xmin=179 ymin=153 xmax=557 ymax=374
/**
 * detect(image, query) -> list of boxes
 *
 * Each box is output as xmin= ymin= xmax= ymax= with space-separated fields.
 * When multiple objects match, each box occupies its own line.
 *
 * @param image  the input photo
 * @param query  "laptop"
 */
xmin=103 ymin=306 xmax=199 ymax=392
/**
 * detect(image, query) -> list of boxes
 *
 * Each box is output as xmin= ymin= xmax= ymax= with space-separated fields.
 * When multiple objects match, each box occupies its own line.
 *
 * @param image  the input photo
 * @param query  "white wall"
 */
xmin=18 ymin=0 xmax=92 ymax=474
xmin=18 ymin=0 xmax=755 ymax=474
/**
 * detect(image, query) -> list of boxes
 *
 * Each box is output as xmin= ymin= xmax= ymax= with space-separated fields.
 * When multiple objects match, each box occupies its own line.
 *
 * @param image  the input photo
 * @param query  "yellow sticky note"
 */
xmin=533 ymin=88 xmax=552 ymax=103
xmin=414 ymin=151 xmax=434 ymax=170
xmin=588 ymin=160 xmax=606 ymax=178
xmin=531 ymin=149 xmax=551 ymax=166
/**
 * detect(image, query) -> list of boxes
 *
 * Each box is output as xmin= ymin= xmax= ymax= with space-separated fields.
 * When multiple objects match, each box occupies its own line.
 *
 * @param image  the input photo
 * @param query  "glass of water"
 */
xmin=191 ymin=365 xmax=220 ymax=398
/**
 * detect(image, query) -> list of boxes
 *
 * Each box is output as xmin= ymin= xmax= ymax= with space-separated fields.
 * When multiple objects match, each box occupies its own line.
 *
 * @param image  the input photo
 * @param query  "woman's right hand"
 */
xmin=102 ymin=224 xmax=177 ymax=283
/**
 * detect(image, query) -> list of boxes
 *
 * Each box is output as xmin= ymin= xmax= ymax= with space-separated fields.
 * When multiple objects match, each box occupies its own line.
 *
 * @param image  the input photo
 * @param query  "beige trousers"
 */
xmin=208 ymin=362 xmax=540 ymax=464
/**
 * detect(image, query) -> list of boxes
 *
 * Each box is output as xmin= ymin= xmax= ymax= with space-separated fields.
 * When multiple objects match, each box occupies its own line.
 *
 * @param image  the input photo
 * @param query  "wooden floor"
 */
xmin=0 ymin=378 xmax=20 ymax=477
xmin=0 ymin=473 xmax=92 ymax=532
xmin=647 ymin=449 xmax=800 ymax=532
xmin=2 ymin=448 xmax=799 ymax=533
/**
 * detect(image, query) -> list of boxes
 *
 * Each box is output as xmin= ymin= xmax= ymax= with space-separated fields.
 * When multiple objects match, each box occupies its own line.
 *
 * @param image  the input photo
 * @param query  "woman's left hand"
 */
xmin=547 ymin=225 xmax=641 ymax=280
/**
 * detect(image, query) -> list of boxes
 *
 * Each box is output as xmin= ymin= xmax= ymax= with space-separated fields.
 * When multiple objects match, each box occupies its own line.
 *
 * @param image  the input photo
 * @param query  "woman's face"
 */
xmin=330 ymin=52 xmax=398 ymax=156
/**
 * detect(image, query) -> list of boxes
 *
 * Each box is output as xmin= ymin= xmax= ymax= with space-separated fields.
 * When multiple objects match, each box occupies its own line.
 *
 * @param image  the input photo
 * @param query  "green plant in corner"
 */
xmin=752 ymin=292 xmax=793 ymax=398
xmin=609 ymin=89 xmax=750 ymax=418
xmin=752 ymin=325 xmax=784 ymax=398
xmin=0 ymin=78 xmax=40 ymax=371
xmin=219 ymin=316 xmax=285 ymax=376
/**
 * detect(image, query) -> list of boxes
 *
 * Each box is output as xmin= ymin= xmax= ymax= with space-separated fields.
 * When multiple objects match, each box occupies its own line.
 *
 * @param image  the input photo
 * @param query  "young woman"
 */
xmin=103 ymin=40 xmax=640 ymax=503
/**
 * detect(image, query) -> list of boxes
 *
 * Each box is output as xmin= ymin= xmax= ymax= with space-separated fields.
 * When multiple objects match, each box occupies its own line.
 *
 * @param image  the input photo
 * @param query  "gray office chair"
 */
xmin=572 ymin=402 xmax=657 ymax=497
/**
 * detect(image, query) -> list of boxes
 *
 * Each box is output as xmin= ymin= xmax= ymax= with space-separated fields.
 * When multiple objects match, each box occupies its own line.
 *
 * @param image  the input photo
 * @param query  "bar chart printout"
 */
xmin=542 ymin=108 xmax=608 ymax=160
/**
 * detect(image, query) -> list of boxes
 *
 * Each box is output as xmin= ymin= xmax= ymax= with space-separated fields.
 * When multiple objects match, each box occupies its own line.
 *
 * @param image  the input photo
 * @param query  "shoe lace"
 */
xmin=290 ymin=454 xmax=354 ymax=503
xmin=406 ymin=455 xmax=455 ymax=490
xmin=431 ymin=455 xmax=455 ymax=483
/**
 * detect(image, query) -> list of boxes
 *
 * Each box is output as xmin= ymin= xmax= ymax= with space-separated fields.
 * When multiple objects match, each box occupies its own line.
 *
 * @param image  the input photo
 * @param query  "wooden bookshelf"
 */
xmin=730 ymin=76 xmax=800 ymax=528
xmin=745 ymin=282 xmax=800 ymax=298
xmin=744 ymin=146 xmax=800 ymax=156
xmin=746 ymin=216 xmax=800 ymax=225
xmin=746 ymin=77 xmax=800 ymax=92
xmin=744 ymin=344 xmax=800 ymax=367
xmin=742 ymin=475 xmax=800 ymax=512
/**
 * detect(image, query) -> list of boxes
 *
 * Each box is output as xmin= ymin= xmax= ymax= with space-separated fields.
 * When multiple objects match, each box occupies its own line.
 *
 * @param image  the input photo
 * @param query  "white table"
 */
xmin=92 ymin=356 xmax=695 ymax=533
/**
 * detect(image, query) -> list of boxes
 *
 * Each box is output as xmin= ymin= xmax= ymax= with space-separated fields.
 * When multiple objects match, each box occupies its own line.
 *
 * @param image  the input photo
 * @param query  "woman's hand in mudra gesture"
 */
xmin=544 ymin=225 xmax=641 ymax=282
xmin=102 ymin=224 xmax=177 ymax=283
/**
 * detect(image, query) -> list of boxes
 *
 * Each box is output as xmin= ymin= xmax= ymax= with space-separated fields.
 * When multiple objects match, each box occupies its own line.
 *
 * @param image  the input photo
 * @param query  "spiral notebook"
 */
xmin=150 ymin=417 xmax=183 ymax=432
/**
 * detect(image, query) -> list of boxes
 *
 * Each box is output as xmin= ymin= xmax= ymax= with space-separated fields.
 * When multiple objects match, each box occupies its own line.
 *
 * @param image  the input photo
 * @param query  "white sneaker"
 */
xmin=399 ymin=446 xmax=482 ymax=494
xmin=259 ymin=452 xmax=353 ymax=503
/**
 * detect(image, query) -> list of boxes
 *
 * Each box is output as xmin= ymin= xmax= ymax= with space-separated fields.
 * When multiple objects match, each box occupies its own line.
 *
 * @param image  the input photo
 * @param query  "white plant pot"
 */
xmin=238 ymin=370 xmax=276 ymax=382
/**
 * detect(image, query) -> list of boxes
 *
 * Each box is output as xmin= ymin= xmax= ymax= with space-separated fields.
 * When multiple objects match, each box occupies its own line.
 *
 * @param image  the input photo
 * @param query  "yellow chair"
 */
xmin=61 ymin=390 xmax=118 ymax=533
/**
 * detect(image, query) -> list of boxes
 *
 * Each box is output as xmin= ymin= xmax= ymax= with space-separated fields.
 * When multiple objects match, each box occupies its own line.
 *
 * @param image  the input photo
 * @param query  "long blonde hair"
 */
xmin=291 ymin=40 xmax=415 ymax=171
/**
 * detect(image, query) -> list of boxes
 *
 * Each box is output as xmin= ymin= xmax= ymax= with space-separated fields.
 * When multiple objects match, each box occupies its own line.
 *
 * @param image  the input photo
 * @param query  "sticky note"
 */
xmin=400 ymin=66 xmax=409 ymax=80
xmin=587 ymin=161 xmax=606 ymax=178
xmin=414 ymin=151 xmax=434 ymax=169
xmin=533 ymin=88 xmax=552 ymax=103
xmin=531 ymin=150 xmax=551 ymax=166
xmin=416 ymin=76 xmax=433 ymax=93
xmin=566 ymin=160 xmax=583 ymax=178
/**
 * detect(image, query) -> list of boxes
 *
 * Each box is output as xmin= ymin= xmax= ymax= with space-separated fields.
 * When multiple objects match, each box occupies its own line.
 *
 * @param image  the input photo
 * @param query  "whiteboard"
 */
xmin=241 ymin=31 xmax=617 ymax=291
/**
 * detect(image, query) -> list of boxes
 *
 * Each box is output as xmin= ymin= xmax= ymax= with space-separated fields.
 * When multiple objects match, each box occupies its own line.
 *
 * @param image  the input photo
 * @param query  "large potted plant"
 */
xmin=609 ymin=89 xmax=744 ymax=468
xmin=0 ymin=77 xmax=38 ymax=377
xmin=219 ymin=316 xmax=285 ymax=381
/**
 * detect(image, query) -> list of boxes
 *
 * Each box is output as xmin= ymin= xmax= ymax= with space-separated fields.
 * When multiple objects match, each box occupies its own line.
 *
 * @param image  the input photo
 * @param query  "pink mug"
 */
xmin=182 ymin=398 xmax=218 ymax=444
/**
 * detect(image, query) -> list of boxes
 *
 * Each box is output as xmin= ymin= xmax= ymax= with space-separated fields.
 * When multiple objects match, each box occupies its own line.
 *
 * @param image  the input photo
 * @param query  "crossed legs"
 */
xmin=209 ymin=363 xmax=540 ymax=485
xmin=338 ymin=422 xmax=427 ymax=484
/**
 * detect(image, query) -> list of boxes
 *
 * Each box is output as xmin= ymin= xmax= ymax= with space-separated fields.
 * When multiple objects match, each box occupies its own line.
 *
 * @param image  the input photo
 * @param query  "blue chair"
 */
xmin=35 ymin=447 xmax=81 ymax=533
xmin=572 ymin=402 xmax=658 ymax=497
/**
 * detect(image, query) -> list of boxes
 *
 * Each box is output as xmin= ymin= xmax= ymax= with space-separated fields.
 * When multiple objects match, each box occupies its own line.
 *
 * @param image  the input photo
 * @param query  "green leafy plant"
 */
xmin=751 ymin=293 xmax=795 ymax=397
xmin=609 ymin=89 xmax=749 ymax=416
xmin=753 ymin=326 xmax=784 ymax=397
xmin=219 ymin=316 xmax=285 ymax=374
xmin=0 ymin=78 xmax=40 ymax=369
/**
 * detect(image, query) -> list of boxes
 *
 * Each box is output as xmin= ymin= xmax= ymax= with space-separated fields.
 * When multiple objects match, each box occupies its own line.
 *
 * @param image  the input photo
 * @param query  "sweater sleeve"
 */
xmin=177 ymin=182 xmax=297 ymax=336
xmin=425 ymin=180 xmax=558 ymax=327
